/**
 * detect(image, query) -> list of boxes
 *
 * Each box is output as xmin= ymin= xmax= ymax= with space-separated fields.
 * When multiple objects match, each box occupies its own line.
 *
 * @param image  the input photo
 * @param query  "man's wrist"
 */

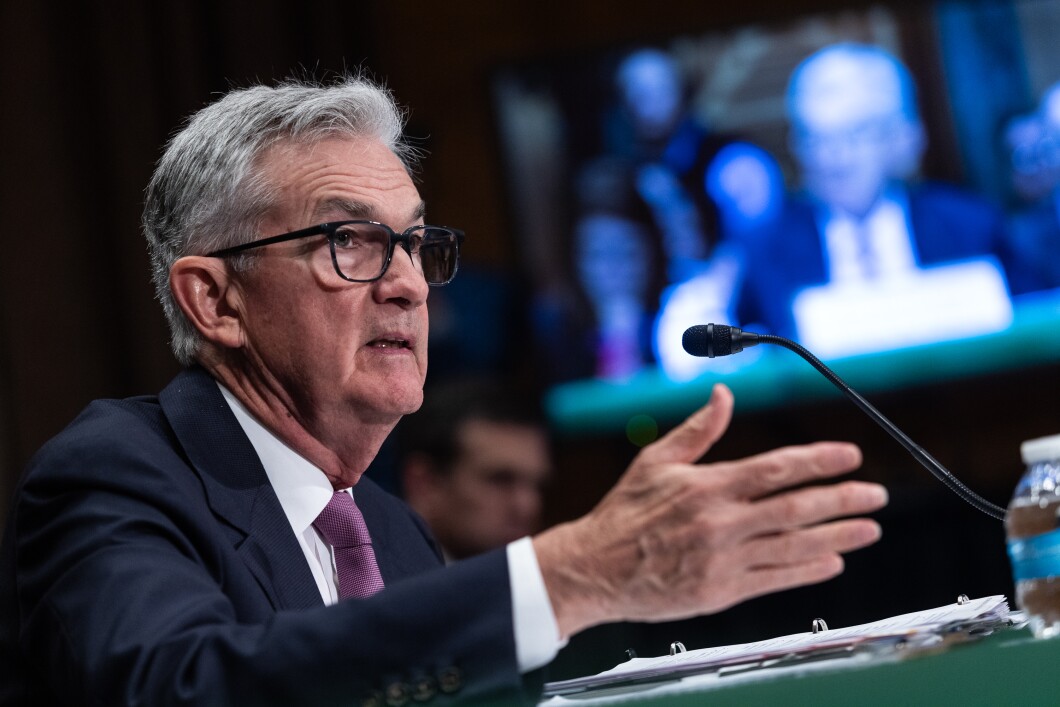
xmin=531 ymin=520 xmax=614 ymax=640
xmin=507 ymin=536 xmax=565 ymax=672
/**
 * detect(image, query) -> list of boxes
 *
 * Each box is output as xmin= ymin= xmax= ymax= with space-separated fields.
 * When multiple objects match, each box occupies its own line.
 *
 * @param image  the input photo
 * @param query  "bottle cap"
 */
xmin=1021 ymin=434 xmax=1060 ymax=464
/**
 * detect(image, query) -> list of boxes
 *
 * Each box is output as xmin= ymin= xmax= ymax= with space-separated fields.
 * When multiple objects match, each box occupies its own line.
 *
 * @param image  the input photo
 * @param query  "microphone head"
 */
xmin=683 ymin=323 xmax=737 ymax=358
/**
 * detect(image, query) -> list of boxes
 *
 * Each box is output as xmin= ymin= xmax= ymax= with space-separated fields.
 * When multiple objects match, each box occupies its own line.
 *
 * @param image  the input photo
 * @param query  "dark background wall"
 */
xmin=1 ymin=0 xmax=1055 ymax=678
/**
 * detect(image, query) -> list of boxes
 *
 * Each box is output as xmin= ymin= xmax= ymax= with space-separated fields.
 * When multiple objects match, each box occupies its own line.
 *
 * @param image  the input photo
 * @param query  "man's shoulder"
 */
xmin=20 ymin=368 xmax=222 ymax=492
xmin=907 ymin=181 xmax=1006 ymax=257
xmin=908 ymin=181 xmax=1003 ymax=218
xmin=21 ymin=392 xmax=182 ymax=488
xmin=35 ymin=367 xmax=214 ymax=453
xmin=41 ymin=393 xmax=168 ymax=454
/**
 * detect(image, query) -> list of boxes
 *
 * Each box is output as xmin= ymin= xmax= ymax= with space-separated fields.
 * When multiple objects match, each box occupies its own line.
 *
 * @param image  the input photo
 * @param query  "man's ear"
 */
xmin=169 ymin=256 xmax=245 ymax=350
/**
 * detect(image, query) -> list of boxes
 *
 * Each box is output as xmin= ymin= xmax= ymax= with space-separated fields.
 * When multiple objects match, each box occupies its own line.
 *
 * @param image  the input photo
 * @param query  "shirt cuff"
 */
xmin=507 ymin=536 xmax=566 ymax=672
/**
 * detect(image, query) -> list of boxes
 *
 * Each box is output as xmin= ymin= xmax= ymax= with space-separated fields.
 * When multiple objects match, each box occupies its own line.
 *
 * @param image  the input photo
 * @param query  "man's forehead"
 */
xmin=792 ymin=54 xmax=904 ymax=130
xmin=259 ymin=136 xmax=425 ymax=223
xmin=258 ymin=135 xmax=406 ymax=176
xmin=458 ymin=419 xmax=551 ymax=468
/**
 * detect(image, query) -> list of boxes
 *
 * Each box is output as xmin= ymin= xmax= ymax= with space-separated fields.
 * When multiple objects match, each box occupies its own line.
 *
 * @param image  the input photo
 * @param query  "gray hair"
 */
xmin=786 ymin=43 xmax=920 ymax=124
xmin=143 ymin=74 xmax=418 ymax=366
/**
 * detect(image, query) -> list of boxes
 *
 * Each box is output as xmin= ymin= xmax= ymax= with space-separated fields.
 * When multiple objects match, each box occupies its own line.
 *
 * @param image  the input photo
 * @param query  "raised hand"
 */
xmin=534 ymin=384 xmax=888 ymax=638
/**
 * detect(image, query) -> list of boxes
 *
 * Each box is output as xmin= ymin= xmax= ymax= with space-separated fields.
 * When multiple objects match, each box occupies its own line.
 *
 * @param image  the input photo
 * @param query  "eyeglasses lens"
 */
xmin=331 ymin=223 xmax=390 ymax=281
xmin=331 ymin=223 xmax=458 ymax=284
xmin=418 ymin=228 xmax=459 ymax=285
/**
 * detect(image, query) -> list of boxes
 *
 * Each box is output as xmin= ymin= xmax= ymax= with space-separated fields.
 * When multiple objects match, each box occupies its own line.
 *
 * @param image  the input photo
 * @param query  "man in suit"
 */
xmin=739 ymin=43 xmax=1013 ymax=342
xmin=0 ymin=75 xmax=888 ymax=705
xmin=1005 ymin=80 xmax=1060 ymax=295
xmin=398 ymin=378 xmax=551 ymax=563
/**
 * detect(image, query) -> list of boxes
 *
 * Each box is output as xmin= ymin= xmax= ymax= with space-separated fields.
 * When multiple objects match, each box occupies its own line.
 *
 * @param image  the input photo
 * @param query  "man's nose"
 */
xmin=374 ymin=244 xmax=429 ymax=306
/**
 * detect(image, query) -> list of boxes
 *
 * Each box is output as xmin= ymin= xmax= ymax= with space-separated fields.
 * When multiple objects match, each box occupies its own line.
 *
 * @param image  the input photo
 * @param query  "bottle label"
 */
xmin=1008 ymin=528 xmax=1060 ymax=582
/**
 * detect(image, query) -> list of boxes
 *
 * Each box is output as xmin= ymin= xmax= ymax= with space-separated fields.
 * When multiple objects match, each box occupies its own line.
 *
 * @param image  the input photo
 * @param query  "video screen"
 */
xmin=492 ymin=0 xmax=1060 ymax=432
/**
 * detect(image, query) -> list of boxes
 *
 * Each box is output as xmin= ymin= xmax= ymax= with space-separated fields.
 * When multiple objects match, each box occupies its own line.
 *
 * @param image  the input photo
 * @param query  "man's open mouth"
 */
xmin=369 ymin=338 xmax=411 ymax=349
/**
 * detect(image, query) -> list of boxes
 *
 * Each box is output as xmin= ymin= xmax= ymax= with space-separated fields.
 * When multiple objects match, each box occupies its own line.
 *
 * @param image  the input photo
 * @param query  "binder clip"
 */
xmin=812 ymin=618 xmax=828 ymax=634
xmin=957 ymin=594 xmax=969 ymax=605
xmin=669 ymin=641 xmax=687 ymax=656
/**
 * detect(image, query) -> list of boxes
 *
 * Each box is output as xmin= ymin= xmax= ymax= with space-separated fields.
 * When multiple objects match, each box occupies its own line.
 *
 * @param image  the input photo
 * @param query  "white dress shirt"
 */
xmin=218 ymin=383 xmax=563 ymax=672
xmin=821 ymin=191 xmax=919 ymax=283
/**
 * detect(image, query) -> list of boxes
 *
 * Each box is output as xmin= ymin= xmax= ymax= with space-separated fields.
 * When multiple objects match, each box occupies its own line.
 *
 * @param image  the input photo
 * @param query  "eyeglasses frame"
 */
xmin=205 ymin=220 xmax=465 ymax=285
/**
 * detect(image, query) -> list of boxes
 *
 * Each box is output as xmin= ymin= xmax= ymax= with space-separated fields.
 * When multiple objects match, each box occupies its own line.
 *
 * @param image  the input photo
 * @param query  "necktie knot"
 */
xmin=313 ymin=490 xmax=384 ymax=598
xmin=313 ymin=490 xmax=373 ymax=548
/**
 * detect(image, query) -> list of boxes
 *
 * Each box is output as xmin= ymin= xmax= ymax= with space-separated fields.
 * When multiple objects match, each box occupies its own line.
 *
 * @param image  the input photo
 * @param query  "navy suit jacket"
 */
xmin=736 ymin=182 xmax=1013 ymax=340
xmin=1006 ymin=196 xmax=1060 ymax=295
xmin=0 ymin=366 xmax=536 ymax=705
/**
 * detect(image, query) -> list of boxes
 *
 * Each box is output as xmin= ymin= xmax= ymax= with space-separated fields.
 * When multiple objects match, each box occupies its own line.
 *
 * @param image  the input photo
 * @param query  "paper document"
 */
xmin=544 ymin=595 xmax=1010 ymax=697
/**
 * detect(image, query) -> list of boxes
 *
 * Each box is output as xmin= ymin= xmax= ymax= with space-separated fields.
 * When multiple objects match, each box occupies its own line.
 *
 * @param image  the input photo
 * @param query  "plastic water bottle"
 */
xmin=1006 ymin=434 xmax=1060 ymax=639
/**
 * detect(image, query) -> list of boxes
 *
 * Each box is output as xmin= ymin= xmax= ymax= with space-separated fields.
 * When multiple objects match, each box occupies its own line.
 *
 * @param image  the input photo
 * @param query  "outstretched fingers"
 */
xmin=739 ymin=481 xmax=888 ymax=538
xmin=717 ymin=442 xmax=864 ymax=501
xmin=732 ymin=520 xmax=883 ymax=603
xmin=739 ymin=518 xmax=883 ymax=569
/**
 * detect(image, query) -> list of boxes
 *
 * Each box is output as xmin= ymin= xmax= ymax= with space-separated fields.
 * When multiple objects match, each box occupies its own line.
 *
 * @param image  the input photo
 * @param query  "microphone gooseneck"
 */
xmin=682 ymin=323 xmax=1006 ymax=521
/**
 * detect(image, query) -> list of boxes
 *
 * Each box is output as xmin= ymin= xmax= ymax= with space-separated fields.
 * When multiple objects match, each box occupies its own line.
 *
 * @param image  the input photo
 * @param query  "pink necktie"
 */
xmin=312 ymin=491 xmax=385 ymax=599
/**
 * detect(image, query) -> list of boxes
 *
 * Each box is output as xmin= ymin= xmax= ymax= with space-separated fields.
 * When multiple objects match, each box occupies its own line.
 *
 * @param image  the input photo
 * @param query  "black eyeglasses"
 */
xmin=206 ymin=221 xmax=465 ymax=285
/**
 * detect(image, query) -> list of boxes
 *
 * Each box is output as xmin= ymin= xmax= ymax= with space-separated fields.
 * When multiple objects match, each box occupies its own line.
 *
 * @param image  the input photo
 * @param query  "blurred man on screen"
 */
xmin=738 ymin=43 xmax=1015 ymax=350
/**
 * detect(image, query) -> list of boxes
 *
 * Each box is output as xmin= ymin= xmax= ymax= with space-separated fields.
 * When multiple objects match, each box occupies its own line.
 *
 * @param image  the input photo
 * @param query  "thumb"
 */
xmin=639 ymin=384 xmax=734 ymax=465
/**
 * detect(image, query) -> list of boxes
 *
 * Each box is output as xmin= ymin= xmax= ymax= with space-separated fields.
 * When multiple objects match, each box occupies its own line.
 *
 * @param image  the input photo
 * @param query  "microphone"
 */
xmin=682 ymin=324 xmax=1005 ymax=521
xmin=682 ymin=323 xmax=760 ymax=358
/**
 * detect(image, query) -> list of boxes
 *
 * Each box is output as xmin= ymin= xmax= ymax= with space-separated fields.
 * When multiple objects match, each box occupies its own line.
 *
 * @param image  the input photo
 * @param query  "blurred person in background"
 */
xmin=607 ymin=47 xmax=727 ymax=283
xmin=653 ymin=141 xmax=785 ymax=380
xmin=739 ymin=42 xmax=1014 ymax=347
xmin=398 ymin=379 xmax=552 ymax=562
xmin=549 ymin=156 xmax=661 ymax=381
xmin=1005 ymin=80 xmax=1060 ymax=294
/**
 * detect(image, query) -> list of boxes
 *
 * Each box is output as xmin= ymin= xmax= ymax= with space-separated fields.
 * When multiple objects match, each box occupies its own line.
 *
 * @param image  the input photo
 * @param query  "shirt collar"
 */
xmin=825 ymin=183 xmax=907 ymax=226
xmin=217 ymin=382 xmax=335 ymax=534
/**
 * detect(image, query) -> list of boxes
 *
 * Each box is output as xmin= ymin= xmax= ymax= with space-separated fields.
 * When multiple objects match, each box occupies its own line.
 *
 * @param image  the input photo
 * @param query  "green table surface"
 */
xmin=544 ymin=627 xmax=1058 ymax=706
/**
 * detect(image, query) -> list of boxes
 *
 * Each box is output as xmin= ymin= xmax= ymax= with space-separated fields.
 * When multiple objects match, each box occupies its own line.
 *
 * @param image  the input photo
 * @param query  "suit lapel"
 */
xmin=159 ymin=367 xmax=323 ymax=612
xmin=352 ymin=477 xmax=444 ymax=582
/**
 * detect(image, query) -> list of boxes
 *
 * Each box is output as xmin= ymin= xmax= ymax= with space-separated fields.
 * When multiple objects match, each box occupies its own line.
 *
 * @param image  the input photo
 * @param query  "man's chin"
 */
xmin=349 ymin=383 xmax=424 ymax=424
xmin=389 ymin=385 xmax=425 ymax=417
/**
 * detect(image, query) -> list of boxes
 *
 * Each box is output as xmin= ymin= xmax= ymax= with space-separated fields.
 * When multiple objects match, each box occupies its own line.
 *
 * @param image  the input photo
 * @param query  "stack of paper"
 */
xmin=544 ymin=595 xmax=1011 ymax=697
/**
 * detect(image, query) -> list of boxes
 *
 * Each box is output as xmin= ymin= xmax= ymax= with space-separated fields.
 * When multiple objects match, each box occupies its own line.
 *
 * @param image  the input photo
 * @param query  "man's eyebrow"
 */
xmin=314 ymin=198 xmax=428 ymax=224
xmin=314 ymin=198 xmax=373 ymax=220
